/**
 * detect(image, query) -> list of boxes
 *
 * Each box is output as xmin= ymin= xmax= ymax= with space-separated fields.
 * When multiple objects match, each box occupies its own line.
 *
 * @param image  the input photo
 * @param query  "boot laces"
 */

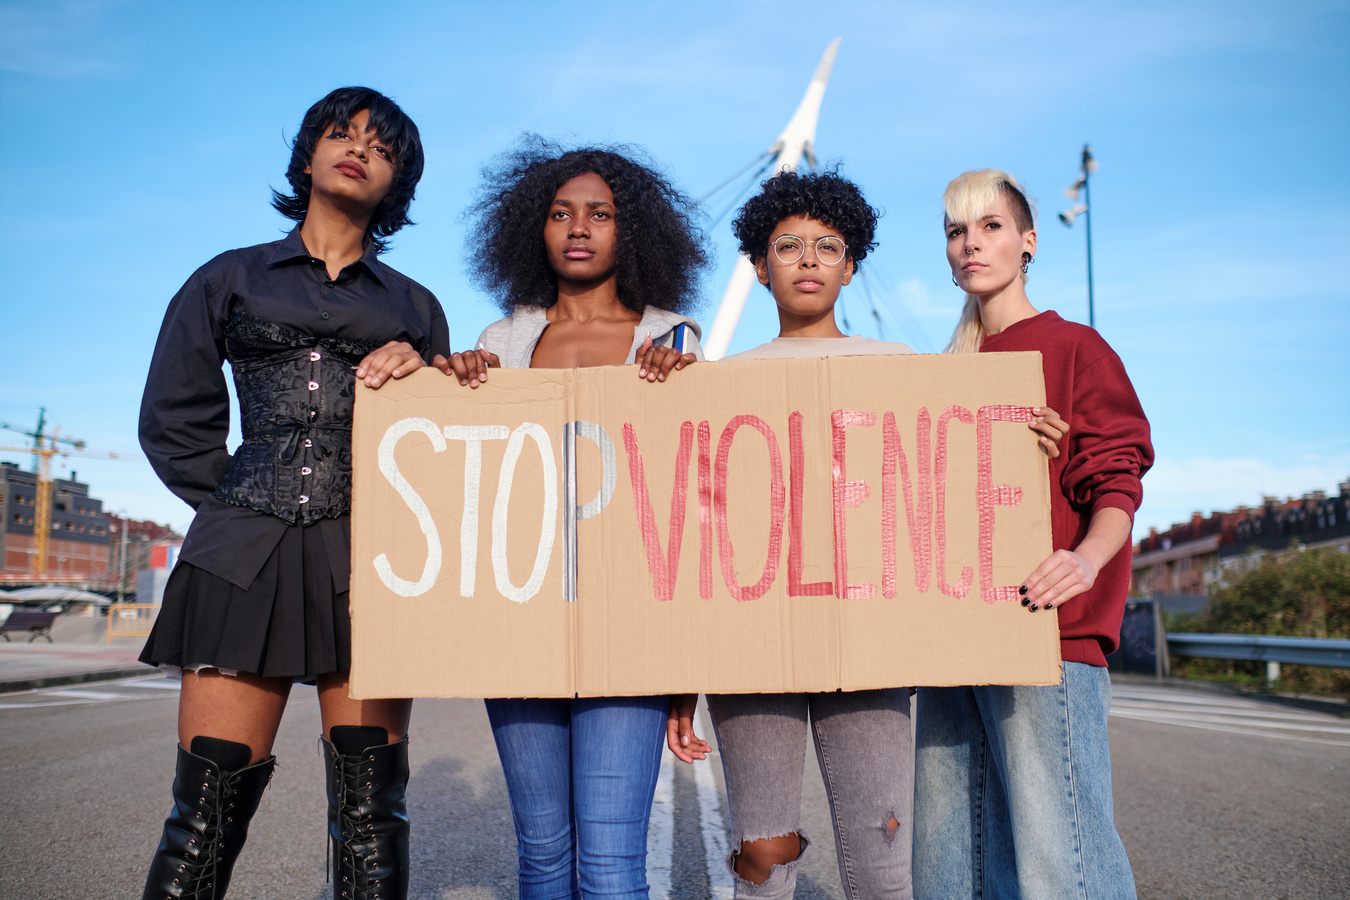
xmin=175 ymin=767 xmax=246 ymax=899
xmin=328 ymin=749 xmax=385 ymax=899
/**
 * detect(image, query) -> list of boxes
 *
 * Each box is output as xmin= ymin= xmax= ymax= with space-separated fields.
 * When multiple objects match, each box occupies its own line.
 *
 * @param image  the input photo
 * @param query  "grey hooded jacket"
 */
xmin=475 ymin=305 xmax=704 ymax=367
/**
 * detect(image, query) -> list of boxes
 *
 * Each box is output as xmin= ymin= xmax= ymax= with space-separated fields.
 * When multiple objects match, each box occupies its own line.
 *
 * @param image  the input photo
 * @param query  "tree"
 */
xmin=1171 ymin=544 xmax=1349 ymax=695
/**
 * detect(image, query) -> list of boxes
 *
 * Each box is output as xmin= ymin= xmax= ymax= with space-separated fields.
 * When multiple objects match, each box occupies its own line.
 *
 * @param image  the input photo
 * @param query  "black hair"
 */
xmin=468 ymin=136 xmax=708 ymax=315
xmin=732 ymin=170 xmax=880 ymax=272
xmin=271 ymin=86 xmax=424 ymax=253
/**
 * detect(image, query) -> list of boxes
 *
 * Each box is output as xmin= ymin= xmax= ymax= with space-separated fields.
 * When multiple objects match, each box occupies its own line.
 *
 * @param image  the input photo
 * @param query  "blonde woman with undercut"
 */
xmin=913 ymin=170 xmax=1153 ymax=900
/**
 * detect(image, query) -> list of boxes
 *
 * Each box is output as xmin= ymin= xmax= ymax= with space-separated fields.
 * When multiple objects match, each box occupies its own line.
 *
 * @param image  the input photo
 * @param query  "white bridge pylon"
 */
xmin=703 ymin=38 xmax=840 ymax=361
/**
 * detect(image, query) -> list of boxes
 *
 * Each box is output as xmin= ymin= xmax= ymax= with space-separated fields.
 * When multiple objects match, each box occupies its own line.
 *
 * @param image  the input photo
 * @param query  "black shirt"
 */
xmin=140 ymin=227 xmax=450 ymax=589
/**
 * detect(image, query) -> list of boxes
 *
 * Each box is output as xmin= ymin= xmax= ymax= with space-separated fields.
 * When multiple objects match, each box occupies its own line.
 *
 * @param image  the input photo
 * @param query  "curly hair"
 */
xmin=732 ymin=170 xmax=879 ymax=272
xmin=468 ymin=137 xmax=708 ymax=315
xmin=271 ymin=86 xmax=424 ymax=253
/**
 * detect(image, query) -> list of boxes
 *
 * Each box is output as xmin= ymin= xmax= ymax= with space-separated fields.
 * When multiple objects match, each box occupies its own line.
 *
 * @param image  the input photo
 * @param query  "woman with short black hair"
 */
xmin=138 ymin=86 xmax=447 ymax=900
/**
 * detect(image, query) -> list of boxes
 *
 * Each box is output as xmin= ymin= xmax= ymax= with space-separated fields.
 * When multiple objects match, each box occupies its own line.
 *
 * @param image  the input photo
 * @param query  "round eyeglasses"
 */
xmin=771 ymin=234 xmax=847 ymax=266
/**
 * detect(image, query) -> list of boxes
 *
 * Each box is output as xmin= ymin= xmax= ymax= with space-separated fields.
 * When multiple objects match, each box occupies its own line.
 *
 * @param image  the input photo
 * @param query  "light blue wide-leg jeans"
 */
xmin=912 ymin=662 xmax=1136 ymax=900
xmin=485 ymin=696 xmax=667 ymax=899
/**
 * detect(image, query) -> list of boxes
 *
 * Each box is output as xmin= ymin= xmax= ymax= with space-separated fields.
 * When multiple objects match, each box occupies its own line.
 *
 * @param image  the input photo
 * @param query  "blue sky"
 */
xmin=1 ymin=0 xmax=1346 ymax=540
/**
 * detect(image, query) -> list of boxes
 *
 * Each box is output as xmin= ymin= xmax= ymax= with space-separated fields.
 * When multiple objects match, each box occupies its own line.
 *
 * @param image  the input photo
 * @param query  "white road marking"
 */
xmin=1112 ymin=706 xmax=1350 ymax=735
xmin=693 ymin=756 xmax=734 ymax=897
xmin=0 ymin=676 xmax=179 ymax=709
xmin=1114 ymin=701 xmax=1342 ymax=724
xmin=1110 ymin=687 xmax=1350 ymax=747
xmin=0 ymin=700 xmax=98 ymax=709
xmin=1114 ymin=687 xmax=1264 ymax=707
xmin=648 ymin=747 xmax=675 ymax=900
xmin=1110 ymin=708 xmax=1350 ymax=747
xmin=1115 ymin=689 xmax=1335 ymax=716
xmin=691 ymin=694 xmax=735 ymax=898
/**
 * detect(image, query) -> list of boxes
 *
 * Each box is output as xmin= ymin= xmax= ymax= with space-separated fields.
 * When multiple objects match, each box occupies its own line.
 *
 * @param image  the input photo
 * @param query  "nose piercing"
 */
xmin=966 ymin=248 xmax=974 ymax=255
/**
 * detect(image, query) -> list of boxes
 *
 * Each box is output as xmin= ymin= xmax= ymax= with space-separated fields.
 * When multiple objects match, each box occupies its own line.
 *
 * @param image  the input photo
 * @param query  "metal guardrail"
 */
xmin=1166 ymin=633 xmax=1350 ymax=668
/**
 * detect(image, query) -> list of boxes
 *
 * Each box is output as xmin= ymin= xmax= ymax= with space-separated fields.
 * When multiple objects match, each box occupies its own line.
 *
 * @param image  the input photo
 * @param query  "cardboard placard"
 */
xmin=350 ymin=352 xmax=1060 ymax=698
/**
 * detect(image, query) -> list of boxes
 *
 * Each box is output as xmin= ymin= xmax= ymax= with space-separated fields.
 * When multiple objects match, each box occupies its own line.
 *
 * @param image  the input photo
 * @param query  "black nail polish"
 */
xmin=1018 ymin=585 xmax=1028 ymax=595
xmin=1045 ymin=601 xmax=1055 ymax=610
xmin=1029 ymin=604 xmax=1039 ymax=612
xmin=1021 ymin=597 xmax=1030 ymax=607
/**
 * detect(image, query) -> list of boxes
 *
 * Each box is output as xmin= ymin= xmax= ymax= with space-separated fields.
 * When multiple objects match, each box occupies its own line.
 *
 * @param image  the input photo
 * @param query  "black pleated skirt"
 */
xmin=139 ymin=522 xmax=349 ymax=681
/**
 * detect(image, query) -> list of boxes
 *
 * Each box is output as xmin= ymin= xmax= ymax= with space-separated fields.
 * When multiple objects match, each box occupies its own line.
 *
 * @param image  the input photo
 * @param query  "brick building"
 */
xmin=0 ymin=462 xmax=111 ymax=581
xmin=1132 ymin=478 xmax=1350 ymax=598
xmin=107 ymin=514 xmax=183 ymax=598
xmin=1221 ymin=484 xmax=1350 ymax=561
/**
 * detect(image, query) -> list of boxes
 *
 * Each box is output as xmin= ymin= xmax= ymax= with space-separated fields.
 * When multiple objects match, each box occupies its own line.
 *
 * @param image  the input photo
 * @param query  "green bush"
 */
xmin=1169 ymin=544 xmax=1350 ymax=697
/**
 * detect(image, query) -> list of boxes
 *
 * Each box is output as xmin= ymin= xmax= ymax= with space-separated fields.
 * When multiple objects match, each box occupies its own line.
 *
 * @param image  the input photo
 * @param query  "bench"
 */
xmin=0 ymin=609 xmax=58 ymax=643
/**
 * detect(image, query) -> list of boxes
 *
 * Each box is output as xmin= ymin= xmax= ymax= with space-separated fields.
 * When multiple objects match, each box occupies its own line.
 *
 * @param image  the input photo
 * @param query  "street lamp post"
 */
xmin=117 ymin=513 xmax=128 ymax=604
xmin=1058 ymin=144 xmax=1098 ymax=328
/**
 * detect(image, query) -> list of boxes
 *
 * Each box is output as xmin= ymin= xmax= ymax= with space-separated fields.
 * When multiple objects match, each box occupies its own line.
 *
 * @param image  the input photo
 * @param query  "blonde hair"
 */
xmin=941 ymin=170 xmax=1037 ymax=354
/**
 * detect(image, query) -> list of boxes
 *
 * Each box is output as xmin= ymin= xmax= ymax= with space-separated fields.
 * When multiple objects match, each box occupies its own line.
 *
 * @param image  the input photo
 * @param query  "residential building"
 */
xmin=107 ymin=515 xmax=183 ymax=599
xmin=1132 ymin=478 xmax=1350 ymax=599
xmin=1221 ymin=483 xmax=1350 ymax=563
xmin=0 ymin=462 xmax=111 ymax=581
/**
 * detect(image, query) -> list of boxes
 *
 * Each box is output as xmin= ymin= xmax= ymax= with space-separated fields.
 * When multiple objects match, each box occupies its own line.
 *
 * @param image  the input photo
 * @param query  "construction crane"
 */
xmin=0 ymin=408 xmax=127 ymax=579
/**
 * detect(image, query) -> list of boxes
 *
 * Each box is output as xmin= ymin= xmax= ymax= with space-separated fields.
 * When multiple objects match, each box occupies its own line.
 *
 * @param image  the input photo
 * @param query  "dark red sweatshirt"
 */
xmin=981 ymin=311 xmax=1154 ymax=666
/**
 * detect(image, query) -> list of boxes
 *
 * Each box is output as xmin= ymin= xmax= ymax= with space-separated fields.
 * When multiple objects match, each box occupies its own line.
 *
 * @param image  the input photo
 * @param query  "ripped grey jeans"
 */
xmin=706 ymin=689 xmax=914 ymax=899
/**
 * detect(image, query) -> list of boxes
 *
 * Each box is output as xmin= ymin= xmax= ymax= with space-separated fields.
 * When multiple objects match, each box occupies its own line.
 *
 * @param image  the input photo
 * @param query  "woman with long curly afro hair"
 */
xmin=439 ymin=137 xmax=711 ymax=897
xmin=469 ymin=137 xmax=705 ymax=316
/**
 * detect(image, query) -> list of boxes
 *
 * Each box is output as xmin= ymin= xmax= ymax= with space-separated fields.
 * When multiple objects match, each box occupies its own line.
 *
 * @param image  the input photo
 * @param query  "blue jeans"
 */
xmin=912 ymin=662 xmax=1136 ymax=900
xmin=484 ymin=696 xmax=667 ymax=899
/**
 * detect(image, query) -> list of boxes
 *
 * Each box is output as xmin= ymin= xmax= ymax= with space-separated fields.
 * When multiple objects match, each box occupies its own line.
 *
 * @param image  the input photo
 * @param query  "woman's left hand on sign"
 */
xmin=1030 ymin=406 xmax=1069 ymax=459
xmin=1020 ymin=506 xmax=1132 ymax=613
xmin=357 ymin=341 xmax=425 ymax=388
xmin=666 ymin=694 xmax=710 ymax=763
xmin=435 ymin=348 xmax=500 ymax=388
xmin=1019 ymin=549 xmax=1099 ymax=613
xmin=635 ymin=335 xmax=696 ymax=382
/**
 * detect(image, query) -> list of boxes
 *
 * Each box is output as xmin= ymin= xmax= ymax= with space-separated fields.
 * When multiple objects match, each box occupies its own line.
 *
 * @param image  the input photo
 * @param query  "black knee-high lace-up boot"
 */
xmin=142 ymin=738 xmax=275 ymax=900
xmin=322 ymin=726 xmax=410 ymax=900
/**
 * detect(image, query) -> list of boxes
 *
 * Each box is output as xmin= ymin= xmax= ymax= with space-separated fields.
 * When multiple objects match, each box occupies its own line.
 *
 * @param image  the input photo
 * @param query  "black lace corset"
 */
xmin=212 ymin=312 xmax=383 ymax=525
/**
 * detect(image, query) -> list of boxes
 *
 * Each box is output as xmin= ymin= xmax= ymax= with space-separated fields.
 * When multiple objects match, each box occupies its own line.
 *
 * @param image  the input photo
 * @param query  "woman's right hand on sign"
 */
xmin=1030 ymin=406 xmax=1069 ymax=459
xmin=635 ymin=335 xmax=697 ymax=383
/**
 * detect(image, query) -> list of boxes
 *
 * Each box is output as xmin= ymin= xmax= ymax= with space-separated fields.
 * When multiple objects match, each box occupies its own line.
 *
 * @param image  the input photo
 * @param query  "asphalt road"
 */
xmin=1 ymin=677 xmax=1346 ymax=899
xmin=1108 ymin=682 xmax=1350 ymax=900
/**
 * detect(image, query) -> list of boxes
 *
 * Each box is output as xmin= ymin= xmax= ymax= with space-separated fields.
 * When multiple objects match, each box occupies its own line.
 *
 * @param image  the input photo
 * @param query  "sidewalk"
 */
xmin=0 ymin=611 xmax=148 ymax=692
